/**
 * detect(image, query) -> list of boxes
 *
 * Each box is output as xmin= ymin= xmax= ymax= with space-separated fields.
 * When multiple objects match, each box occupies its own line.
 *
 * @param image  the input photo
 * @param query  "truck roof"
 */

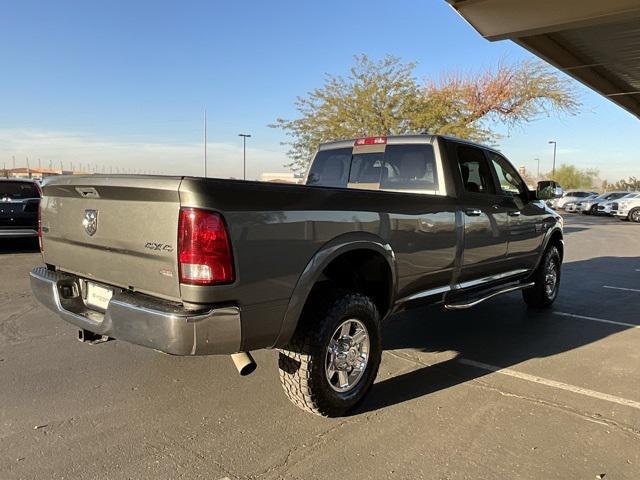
xmin=0 ymin=178 xmax=39 ymax=183
xmin=317 ymin=134 xmax=502 ymax=155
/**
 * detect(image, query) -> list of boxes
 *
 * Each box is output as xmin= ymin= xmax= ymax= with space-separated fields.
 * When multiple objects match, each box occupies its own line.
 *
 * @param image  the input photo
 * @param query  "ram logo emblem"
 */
xmin=82 ymin=209 xmax=98 ymax=236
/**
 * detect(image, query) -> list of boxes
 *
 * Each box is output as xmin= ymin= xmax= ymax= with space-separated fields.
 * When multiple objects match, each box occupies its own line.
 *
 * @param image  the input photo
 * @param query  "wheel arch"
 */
xmin=273 ymin=232 xmax=397 ymax=348
xmin=547 ymin=227 xmax=564 ymax=262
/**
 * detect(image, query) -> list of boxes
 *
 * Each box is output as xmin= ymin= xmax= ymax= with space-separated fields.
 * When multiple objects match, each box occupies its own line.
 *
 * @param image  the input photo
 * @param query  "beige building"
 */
xmin=259 ymin=172 xmax=302 ymax=184
xmin=2 ymin=168 xmax=71 ymax=181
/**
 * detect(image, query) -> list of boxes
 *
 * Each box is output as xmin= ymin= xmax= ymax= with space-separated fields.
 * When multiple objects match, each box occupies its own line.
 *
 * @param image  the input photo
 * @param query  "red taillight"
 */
xmin=354 ymin=136 xmax=387 ymax=146
xmin=178 ymin=208 xmax=234 ymax=285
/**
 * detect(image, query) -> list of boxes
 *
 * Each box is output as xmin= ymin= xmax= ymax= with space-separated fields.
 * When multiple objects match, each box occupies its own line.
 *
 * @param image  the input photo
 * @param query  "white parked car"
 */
xmin=552 ymin=190 xmax=597 ymax=210
xmin=578 ymin=191 xmax=630 ymax=214
xmin=596 ymin=202 xmax=616 ymax=215
xmin=564 ymin=201 xmax=580 ymax=213
xmin=597 ymin=193 xmax=639 ymax=215
xmin=570 ymin=193 xmax=598 ymax=213
xmin=612 ymin=192 xmax=640 ymax=222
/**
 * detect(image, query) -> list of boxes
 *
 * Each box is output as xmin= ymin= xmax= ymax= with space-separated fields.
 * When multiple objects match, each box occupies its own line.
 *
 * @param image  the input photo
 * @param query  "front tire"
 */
xmin=523 ymin=246 xmax=561 ymax=308
xmin=278 ymin=290 xmax=382 ymax=417
xmin=630 ymin=208 xmax=640 ymax=223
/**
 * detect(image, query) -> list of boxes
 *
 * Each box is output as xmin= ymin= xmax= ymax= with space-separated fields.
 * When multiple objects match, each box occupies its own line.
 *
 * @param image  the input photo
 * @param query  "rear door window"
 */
xmin=0 ymin=181 xmax=40 ymax=200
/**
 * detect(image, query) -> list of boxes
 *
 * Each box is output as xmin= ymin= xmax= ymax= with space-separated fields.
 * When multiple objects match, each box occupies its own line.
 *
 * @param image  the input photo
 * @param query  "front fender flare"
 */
xmin=531 ymin=225 xmax=564 ymax=274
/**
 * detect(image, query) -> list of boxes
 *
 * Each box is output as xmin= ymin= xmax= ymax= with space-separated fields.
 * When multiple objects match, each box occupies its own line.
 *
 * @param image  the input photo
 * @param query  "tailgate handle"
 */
xmin=75 ymin=187 xmax=100 ymax=199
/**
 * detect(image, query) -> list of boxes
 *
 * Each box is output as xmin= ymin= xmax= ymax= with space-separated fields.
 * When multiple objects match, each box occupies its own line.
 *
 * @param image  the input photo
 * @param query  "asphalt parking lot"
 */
xmin=1 ymin=214 xmax=638 ymax=480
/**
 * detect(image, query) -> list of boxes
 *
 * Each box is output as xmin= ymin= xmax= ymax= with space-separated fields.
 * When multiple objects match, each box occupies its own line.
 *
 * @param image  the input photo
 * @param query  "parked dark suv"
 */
xmin=0 ymin=178 xmax=41 ymax=238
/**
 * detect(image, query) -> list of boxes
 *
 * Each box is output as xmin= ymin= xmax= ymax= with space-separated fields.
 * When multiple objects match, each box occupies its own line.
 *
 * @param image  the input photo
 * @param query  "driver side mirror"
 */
xmin=536 ymin=181 xmax=563 ymax=200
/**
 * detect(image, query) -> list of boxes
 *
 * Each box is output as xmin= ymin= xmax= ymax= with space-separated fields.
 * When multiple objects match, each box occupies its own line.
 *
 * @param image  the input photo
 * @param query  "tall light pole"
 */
xmin=548 ymin=140 xmax=557 ymax=177
xmin=204 ymin=110 xmax=208 ymax=177
xmin=534 ymin=157 xmax=540 ymax=181
xmin=238 ymin=133 xmax=251 ymax=180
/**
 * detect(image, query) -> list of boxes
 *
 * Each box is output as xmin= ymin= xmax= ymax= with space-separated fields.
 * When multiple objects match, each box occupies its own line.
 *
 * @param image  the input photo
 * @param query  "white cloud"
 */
xmin=0 ymin=128 xmax=290 ymax=179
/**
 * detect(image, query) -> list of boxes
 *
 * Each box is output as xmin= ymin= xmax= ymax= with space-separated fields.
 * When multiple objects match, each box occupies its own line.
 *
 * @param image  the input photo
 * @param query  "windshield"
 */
xmin=608 ymin=192 xmax=630 ymax=200
xmin=0 ymin=181 xmax=40 ymax=200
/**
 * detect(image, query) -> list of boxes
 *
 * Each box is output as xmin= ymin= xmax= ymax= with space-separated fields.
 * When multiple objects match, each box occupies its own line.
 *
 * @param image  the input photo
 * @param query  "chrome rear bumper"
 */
xmin=30 ymin=266 xmax=241 ymax=355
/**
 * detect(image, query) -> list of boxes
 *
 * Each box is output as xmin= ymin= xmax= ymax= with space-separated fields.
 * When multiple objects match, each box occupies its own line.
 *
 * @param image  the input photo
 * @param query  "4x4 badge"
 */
xmin=82 ymin=209 xmax=98 ymax=236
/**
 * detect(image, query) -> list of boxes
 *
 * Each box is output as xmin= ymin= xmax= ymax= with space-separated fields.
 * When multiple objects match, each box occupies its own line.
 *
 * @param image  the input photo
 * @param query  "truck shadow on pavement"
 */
xmin=0 ymin=238 xmax=40 ymax=254
xmin=356 ymin=256 xmax=640 ymax=414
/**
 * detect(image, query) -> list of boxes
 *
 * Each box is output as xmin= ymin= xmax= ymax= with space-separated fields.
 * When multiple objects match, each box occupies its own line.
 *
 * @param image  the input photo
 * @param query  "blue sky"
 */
xmin=1 ymin=0 xmax=638 ymax=181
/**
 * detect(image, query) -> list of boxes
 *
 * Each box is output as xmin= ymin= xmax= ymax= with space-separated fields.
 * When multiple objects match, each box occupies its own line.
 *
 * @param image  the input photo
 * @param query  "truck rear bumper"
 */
xmin=30 ymin=266 xmax=241 ymax=355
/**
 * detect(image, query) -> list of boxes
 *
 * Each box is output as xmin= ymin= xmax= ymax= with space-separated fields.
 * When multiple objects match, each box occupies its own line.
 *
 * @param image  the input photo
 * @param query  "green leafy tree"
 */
xmin=606 ymin=176 xmax=640 ymax=191
xmin=271 ymin=55 xmax=421 ymax=173
xmin=548 ymin=164 xmax=599 ymax=190
xmin=272 ymin=55 xmax=580 ymax=173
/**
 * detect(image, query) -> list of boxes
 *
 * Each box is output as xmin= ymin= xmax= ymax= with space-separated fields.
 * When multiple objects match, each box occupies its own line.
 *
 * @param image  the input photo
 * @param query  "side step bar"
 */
xmin=444 ymin=282 xmax=535 ymax=310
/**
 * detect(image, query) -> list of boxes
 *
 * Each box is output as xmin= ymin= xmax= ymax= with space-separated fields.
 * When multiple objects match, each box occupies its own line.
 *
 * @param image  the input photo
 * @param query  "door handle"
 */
xmin=508 ymin=210 xmax=521 ymax=217
xmin=465 ymin=208 xmax=482 ymax=216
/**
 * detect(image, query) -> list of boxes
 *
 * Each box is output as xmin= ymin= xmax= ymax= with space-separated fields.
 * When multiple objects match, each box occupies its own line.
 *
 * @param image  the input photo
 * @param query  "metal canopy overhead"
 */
xmin=448 ymin=0 xmax=640 ymax=119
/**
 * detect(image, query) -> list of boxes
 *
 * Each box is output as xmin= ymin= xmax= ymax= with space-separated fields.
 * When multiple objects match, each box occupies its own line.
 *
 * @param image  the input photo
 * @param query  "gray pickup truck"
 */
xmin=31 ymin=134 xmax=563 ymax=416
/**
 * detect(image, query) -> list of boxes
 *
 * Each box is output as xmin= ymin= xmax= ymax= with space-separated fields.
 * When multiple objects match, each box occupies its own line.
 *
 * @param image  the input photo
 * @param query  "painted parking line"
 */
xmin=458 ymin=358 xmax=640 ymax=411
xmin=603 ymin=285 xmax=640 ymax=293
xmin=554 ymin=311 xmax=639 ymax=329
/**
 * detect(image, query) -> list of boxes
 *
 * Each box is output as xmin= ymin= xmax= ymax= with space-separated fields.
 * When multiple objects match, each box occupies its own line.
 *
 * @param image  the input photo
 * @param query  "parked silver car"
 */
xmin=552 ymin=190 xmax=597 ymax=210
xmin=567 ymin=193 xmax=598 ymax=213
xmin=596 ymin=192 xmax=639 ymax=215
xmin=564 ymin=201 xmax=580 ymax=213
xmin=578 ymin=191 xmax=630 ymax=215
xmin=613 ymin=192 xmax=640 ymax=222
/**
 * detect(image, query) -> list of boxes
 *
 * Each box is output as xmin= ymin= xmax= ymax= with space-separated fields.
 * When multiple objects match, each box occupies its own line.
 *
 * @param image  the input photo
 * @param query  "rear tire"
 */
xmin=278 ymin=289 xmax=382 ymax=417
xmin=523 ymin=246 xmax=561 ymax=308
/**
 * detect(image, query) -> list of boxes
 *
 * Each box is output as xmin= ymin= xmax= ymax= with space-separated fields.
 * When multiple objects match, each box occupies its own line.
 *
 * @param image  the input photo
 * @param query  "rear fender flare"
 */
xmin=273 ymin=232 xmax=397 ymax=347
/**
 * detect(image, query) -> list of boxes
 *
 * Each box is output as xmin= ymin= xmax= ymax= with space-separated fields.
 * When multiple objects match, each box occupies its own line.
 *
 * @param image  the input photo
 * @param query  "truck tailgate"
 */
xmin=40 ymin=175 xmax=183 ymax=301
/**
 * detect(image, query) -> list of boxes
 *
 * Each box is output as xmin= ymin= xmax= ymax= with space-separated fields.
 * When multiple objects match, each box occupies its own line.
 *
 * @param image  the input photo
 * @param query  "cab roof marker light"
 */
xmin=354 ymin=136 xmax=387 ymax=146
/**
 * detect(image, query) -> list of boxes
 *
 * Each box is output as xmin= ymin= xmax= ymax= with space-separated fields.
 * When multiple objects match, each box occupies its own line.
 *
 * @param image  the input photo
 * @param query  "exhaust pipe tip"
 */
xmin=78 ymin=329 xmax=111 ymax=345
xmin=230 ymin=352 xmax=257 ymax=376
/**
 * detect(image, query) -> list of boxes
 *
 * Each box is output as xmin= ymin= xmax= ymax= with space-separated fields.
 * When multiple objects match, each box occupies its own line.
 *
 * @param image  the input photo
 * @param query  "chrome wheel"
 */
xmin=544 ymin=258 xmax=559 ymax=298
xmin=631 ymin=210 xmax=640 ymax=223
xmin=325 ymin=319 xmax=370 ymax=393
